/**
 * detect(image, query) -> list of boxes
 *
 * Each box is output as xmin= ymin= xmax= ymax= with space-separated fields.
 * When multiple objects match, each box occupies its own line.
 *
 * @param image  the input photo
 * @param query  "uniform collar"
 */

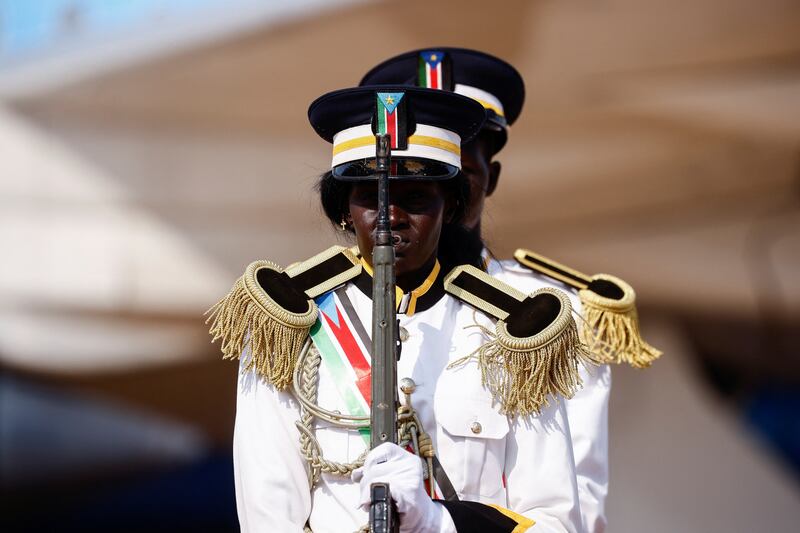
xmin=356 ymin=258 xmax=444 ymax=316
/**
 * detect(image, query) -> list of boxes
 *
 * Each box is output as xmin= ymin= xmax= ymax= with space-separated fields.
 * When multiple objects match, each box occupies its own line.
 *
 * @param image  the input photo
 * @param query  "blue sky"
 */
xmin=1 ymin=0 xmax=220 ymax=60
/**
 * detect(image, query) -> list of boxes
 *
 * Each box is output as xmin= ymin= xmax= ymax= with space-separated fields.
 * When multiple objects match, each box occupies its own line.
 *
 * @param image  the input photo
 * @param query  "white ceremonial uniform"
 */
xmin=487 ymin=257 xmax=610 ymax=533
xmin=234 ymin=280 xmax=583 ymax=533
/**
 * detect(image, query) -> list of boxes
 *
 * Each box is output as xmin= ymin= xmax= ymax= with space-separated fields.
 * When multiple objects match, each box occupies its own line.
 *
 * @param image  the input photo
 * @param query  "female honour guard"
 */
xmin=208 ymin=85 xmax=593 ymax=532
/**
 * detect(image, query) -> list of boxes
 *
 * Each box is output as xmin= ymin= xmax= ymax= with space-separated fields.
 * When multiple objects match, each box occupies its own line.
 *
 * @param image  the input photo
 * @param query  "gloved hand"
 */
xmin=352 ymin=442 xmax=446 ymax=532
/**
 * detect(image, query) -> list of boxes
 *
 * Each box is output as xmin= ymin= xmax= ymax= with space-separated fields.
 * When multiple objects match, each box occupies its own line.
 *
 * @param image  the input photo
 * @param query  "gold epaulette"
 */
xmin=206 ymin=246 xmax=361 ymax=388
xmin=513 ymin=248 xmax=661 ymax=368
xmin=444 ymin=265 xmax=595 ymax=416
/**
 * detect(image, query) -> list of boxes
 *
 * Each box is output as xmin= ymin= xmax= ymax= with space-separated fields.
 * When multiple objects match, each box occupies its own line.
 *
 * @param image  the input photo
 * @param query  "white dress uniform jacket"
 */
xmin=487 ymin=257 xmax=610 ymax=533
xmin=233 ymin=280 xmax=584 ymax=533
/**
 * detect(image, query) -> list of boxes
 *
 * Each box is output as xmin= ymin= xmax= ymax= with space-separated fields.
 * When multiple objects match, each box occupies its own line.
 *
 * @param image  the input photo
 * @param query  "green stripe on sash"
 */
xmin=310 ymin=318 xmax=371 ymax=444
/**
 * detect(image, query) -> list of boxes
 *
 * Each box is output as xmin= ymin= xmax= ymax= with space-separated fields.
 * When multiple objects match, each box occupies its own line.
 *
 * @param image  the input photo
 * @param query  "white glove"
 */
xmin=352 ymin=442 xmax=446 ymax=532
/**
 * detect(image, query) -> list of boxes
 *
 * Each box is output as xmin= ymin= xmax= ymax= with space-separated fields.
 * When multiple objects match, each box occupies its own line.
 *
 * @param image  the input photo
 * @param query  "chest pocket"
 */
xmin=434 ymin=393 xmax=510 ymax=501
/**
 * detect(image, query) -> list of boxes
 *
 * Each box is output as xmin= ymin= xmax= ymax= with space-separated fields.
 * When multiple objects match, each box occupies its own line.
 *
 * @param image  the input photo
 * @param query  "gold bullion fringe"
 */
xmin=206 ymin=260 xmax=318 ymax=389
xmin=450 ymin=288 xmax=595 ymax=416
xmin=579 ymin=273 xmax=662 ymax=369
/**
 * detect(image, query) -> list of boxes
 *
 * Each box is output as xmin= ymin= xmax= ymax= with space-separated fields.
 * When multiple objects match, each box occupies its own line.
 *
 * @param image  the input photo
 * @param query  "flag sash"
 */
xmin=310 ymin=291 xmax=372 ymax=443
xmin=309 ymin=290 xmax=447 ymax=497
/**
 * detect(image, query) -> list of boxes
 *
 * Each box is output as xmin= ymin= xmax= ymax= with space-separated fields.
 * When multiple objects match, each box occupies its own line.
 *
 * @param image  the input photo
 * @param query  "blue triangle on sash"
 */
xmin=315 ymin=291 xmax=340 ymax=327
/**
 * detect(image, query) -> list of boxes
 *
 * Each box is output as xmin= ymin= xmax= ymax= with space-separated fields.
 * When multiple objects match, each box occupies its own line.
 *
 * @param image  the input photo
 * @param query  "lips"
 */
xmin=390 ymin=233 xmax=410 ymax=255
xmin=393 ymin=242 xmax=410 ymax=257
xmin=370 ymin=229 xmax=407 ymax=243
xmin=368 ymin=228 xmax=410 ymax=257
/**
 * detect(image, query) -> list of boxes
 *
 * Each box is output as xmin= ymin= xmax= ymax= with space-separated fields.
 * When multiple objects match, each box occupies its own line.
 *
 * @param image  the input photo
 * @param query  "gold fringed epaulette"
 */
xmin=444 ymin=265 xmax=595 ymax=416
xmin=206 ymin=245 xmax=361 ymax=388
xmin=513 ymin=248 xmax=662 ymax=368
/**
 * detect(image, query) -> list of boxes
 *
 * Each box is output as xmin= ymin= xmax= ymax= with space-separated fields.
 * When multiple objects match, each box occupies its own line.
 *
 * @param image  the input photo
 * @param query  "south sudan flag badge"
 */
xmin=418 ymin=50 xmax=453 ymax=91
xmin=374 ymin=91 xmax=408 ymax=150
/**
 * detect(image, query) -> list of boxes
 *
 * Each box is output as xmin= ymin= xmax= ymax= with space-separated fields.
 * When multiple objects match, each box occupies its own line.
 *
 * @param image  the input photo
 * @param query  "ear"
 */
xmin=486 ymin=161 xmax=501 ymax=197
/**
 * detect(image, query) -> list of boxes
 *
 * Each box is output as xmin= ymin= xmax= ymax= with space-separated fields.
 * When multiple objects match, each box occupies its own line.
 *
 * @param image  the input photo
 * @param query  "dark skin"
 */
xmin=347 ymin=180 xmax=454 ymax=292
xmin=460 ymin=133 xmax=501 ymax=234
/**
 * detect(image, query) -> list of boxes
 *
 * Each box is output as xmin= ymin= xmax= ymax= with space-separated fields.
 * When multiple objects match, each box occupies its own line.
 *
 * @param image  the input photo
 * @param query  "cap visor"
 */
xmin=332 ymin=157 xmax=459 ymax=181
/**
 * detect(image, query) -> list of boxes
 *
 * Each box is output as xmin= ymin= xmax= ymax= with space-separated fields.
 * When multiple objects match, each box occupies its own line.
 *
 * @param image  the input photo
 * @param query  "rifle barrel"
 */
xmin=369 ymin=133 xmax=400 ymax=532
xmin=370 ymin=133 xmax=398 ymax=449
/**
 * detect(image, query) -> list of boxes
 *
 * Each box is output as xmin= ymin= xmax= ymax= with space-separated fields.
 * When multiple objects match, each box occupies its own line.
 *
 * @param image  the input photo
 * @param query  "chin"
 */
xmin=392 ymin=256 xmax=417 ymax=276
xmin=393 ymin=255 xmax=408 ymax=269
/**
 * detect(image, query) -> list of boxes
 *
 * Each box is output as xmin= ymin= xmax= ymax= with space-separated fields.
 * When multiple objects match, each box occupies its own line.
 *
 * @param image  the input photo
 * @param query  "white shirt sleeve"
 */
xmin=233 ymin=359 xmax=312 ymax=532
xmin=567 ymin=364 xmax=610 ymax=533
xmin=505 ymin=401 xmax=584 ymax=533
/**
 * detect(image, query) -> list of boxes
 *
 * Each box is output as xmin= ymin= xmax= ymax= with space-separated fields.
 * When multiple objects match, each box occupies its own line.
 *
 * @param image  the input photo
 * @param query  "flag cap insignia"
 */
xmin=417 ymin=50 xmax=453 ymax=91
xmin=374 ymin=91 xmax=408 ymax=150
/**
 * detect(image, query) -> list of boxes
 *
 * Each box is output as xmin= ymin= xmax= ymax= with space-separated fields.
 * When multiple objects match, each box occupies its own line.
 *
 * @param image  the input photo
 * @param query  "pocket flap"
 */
xmin=435 ymin=394 xmax=509 ymax=440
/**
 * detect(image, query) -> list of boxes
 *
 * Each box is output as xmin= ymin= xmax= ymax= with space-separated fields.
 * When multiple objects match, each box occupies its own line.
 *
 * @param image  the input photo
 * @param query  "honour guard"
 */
xmin=209 ymin=85 xmax=595 ymax=531
xmin=361 ymin=47 xmax=663 ymax=532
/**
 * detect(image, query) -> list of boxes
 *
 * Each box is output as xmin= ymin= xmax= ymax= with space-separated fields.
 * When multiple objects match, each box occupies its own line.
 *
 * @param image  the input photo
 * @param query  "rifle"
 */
xmin=368 ymin=134 xmax=401 ymax=533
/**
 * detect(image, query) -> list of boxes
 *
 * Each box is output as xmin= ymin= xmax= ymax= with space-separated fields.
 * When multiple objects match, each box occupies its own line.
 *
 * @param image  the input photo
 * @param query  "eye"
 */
xmin=350 ymin=187 xmax=378 ymax=206
xmin=400 ymin=190 xmax=436 ymax=212
xmin=361 ymin=193 xmax=378 ymax=205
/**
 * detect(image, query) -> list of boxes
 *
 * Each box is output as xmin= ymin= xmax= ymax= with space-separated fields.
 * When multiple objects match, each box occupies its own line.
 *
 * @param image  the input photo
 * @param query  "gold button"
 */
xmin=399 ymin=326 xmax=410 ymax=342
xmin=470 ymin=421 xmax=482 ymax=434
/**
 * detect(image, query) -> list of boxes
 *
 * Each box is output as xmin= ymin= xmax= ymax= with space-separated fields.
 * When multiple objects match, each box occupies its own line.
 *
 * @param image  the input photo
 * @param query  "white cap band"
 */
xmin=454 ymin=84 xmax=505 ymax=118
xmin=331 ymin=124 xmax=461 ymax=169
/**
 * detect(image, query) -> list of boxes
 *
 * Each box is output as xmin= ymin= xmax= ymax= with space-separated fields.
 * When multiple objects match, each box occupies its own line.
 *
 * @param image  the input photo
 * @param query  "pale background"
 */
xmin=1 ymin=1 xmax=799 ymax=531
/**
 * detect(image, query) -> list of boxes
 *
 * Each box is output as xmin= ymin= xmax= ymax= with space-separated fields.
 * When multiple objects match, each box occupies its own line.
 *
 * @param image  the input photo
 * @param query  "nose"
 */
xmin=388 ymin=204 xmax=409 ymax=229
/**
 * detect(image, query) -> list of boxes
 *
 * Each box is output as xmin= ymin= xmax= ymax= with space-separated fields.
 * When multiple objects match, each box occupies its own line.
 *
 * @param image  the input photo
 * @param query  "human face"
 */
xmin=461 ymin=133 xmax=501 ymax=232
xmin=348 ymin=179 xmax=448 ymax=289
